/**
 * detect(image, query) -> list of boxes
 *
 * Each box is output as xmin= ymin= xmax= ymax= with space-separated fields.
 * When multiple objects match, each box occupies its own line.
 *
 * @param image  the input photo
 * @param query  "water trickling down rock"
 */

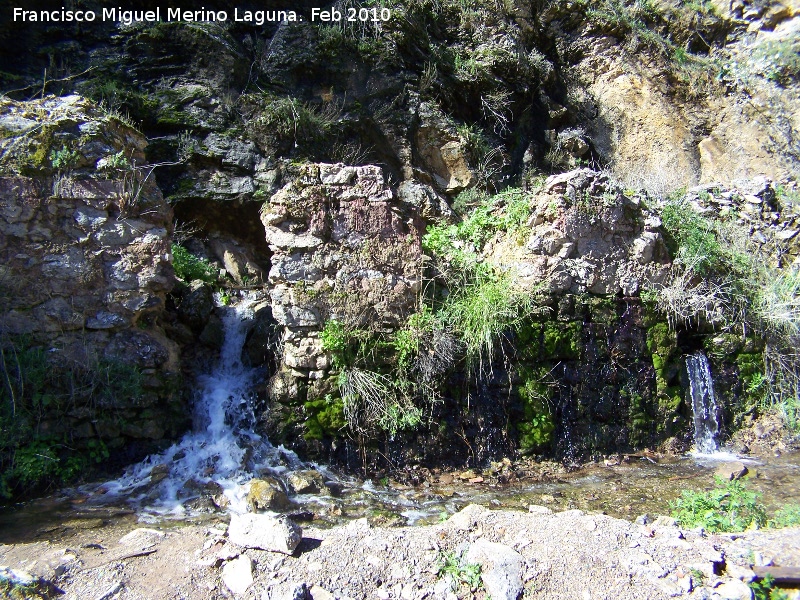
xmin=686 ymin=352 xmax=720 ymax=455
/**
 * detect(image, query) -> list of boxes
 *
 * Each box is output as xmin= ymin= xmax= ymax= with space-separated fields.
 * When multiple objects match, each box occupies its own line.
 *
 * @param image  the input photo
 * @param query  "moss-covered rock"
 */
xmin=303 ymin=395 xmax=346 ymax=441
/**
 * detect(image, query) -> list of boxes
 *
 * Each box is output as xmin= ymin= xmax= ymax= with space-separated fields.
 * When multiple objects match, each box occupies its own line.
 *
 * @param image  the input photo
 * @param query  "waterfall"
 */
xmin=686 ymin=352 xmax=719 ymax=454
xmin=99 ymin=292 xmax=302 ymax=515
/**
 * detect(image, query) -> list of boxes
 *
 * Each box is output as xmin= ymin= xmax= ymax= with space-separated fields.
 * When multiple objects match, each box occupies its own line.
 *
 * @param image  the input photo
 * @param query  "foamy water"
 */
xmin=98 ymin=293 xmax=305 ymax=517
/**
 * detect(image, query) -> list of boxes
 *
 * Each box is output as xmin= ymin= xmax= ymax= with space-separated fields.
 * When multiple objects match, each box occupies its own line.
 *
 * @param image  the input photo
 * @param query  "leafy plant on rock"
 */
xmin=171 ymin=243 xmax=218 ymax=284
xmin=750 ymin=574 xmax=790 ymax=600
xmin=437 ymin=550 xmax=484 ymax=593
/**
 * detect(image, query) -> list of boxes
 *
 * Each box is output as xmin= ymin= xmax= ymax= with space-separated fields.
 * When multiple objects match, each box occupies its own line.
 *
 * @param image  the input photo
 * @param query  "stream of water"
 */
xmin=96 ymin=293 xmax=308 ymax=517
xmin=1 ymin=299 xmax=799 ymax=544
xmin=686 ymin=352 xmax=721 ymax=455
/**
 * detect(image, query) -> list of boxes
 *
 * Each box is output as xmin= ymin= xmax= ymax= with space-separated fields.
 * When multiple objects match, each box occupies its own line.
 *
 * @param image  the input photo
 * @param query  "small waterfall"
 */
xmin=99 ymin=292 xmax=304 ymax=515
xmin=686 ymin=352 xmax=719 ymax=454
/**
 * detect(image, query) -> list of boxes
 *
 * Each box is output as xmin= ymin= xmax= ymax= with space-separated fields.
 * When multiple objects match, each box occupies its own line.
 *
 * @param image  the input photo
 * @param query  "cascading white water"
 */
xmin=686 ymin=351 xmax=719 ymax=454
xmin=99 ymin=293 xmax=303 ymax=516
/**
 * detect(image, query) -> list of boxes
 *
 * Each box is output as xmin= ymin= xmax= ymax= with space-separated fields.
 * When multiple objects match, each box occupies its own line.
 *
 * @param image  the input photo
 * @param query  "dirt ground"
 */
xmin=2 ymin=502 xmax=799 ymax=600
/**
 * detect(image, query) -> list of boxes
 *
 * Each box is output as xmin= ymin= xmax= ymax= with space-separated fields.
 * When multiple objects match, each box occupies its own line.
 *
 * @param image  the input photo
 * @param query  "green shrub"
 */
xmin=379 ymin=402 xmax=423 ymax=436
xmin=171 ymin=243 xmax=218 ymax=283
xmin=11 ymin=441 xmax=59 ymax=487
xmin=321 ymin=320 xmax=351 ymax=369
xmin=49 ymin=146 xmax=81 ymax=171
xmin=441 ymin=268 xmax=532 ymax=372
xmin=769 ymin=504 xmax=800 ymax=528
xmin=248 ymin=94 xmax=339 ymax=148
xmin=661 ymin=200 xmax=726 ymax=276
xmin=671 ymin=477 xmax=767 ymax=532
xmin=1 ymin=337 xmax=144 ymax=498
xmin=750 ymin=574 xmax=790 ymax=600
xmin=422 ymin=187 xmax=531 ymax=279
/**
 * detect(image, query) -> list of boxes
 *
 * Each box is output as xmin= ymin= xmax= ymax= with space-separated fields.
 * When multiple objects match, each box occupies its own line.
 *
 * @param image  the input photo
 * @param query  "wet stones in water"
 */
xmin=247 ymin=478 xmax=289 ymax=511
xmin=149 ymin=463 xmax=170 ymax=484
xmin=227 ymin=513 xmax=301 ymax=554
xmin=715 ymin=461 xmax=748 ymax=481
xmin=287 ymin=470 xmax=326 ymax=495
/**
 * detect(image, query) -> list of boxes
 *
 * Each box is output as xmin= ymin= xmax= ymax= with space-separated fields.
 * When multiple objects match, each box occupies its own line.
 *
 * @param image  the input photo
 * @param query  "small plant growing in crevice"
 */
xmin=49 ymin=145 xmax=81 ymax=171
xmin=437 ymin=550 xmax=484 ymax=594
xmin=171 ymin=243 xmax=218 ymax=284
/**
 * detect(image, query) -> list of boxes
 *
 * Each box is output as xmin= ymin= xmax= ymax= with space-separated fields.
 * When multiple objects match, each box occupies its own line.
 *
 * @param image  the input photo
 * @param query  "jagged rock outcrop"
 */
xmin=559 ymin=4 xmax=800 ymax=189
xmin=492 ymin=169 xmax=671 ymax=296
xmin=261 ymin=163 xmax=421 ymax=405
xmin=0 ymin=96 xmax=185 ymax=458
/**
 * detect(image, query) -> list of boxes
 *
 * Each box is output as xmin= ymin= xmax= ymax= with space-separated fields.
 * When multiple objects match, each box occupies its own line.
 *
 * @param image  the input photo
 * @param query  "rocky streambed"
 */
xmin=2 ymin=447 xmax=800 ymax=599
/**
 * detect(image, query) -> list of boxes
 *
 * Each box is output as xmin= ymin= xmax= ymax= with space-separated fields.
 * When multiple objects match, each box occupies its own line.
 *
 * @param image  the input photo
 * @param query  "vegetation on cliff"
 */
xmin=1 ymin=0 xmax=799 ymax=488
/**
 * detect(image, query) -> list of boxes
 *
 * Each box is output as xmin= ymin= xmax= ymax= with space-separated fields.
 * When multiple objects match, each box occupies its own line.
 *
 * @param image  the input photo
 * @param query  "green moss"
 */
xmin=14 ymin=124 xmax=57 ymax=175
xmin=735 ymin=352 xmax=768 ymax=408
xmin=656 ymin=386 xmax=684 ymax=435
xmin=542 ymin=321 xmax=582 ymax=360
xmin=516 ymin=366 xmax=556 ymax=451
xmin=647 ymin=323 xmax=677 ymax=393
xmin=588 ymin=296 xmax=617 ymax=325
xmin=704 ymin=333 xmax=742 ymax=359
xmin=304 ymin=394 xmax=346 ymax=440
xmin=627 ymin=390 xmax=650 ymax=447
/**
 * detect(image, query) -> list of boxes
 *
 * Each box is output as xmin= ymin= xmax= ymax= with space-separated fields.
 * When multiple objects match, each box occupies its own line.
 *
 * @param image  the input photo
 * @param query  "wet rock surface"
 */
xmin=0 ymin=96 xmax=185 ymax=461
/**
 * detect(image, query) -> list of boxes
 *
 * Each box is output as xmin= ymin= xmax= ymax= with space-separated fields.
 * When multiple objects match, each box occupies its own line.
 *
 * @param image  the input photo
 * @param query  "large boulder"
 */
xmin=227 ymin=513 xmax=302 ymax=554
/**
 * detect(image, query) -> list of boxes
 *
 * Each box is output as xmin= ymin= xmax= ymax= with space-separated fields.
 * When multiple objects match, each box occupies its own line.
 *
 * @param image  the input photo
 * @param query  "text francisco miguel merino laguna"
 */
xmin=11 ymin=7 xmax=305 ymax=25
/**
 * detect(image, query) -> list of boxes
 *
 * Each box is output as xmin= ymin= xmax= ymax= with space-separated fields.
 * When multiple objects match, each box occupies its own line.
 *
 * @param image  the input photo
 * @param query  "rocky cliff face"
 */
xmin=0 ymin=96 xmax=185 ymax=490
xmin=1 ymin=0 xmax=798 ymax=484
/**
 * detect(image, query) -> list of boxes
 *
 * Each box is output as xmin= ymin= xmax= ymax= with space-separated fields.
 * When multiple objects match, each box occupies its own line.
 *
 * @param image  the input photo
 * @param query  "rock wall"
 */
xmin=0 ymin=96 xmax=185 ymax=465
xmin=261 ymin=163 xmax=423 ymax=448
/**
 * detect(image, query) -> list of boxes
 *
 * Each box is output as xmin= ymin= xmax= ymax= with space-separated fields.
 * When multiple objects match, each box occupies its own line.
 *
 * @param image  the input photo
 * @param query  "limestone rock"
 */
xmin=494 ymin=169 xmax=670 ymax=297
xmin=715 ymin=461 xmax=748 ymax=481
xmin=414 ymin=102 xmax=475 ymax=193
xmin=725 ymin=563 xmax=756 ymax=583
xmin=118 ymin=528 xmax=165 ymax=549
xmin=222 ymin=555 xmax=254 ymax=595
xmin=262 ymin=163 xmax=422 ymax=405
xmin=176 ymin=281 xmax=214 ymax=331
xmin=448 ymin=504 xmax=490 ymax=530
xmin=465 ymin=538 xmax=524 ymax=600
xmin=397 ymin=180 xmax=453 ymax=220
xmin=209 ymin=238 xmax=265 ymax=285
xmin=287 ymin=470 xmax=326 ymax=495
xmin=228 ymin=513 xmax=302 ymax=554
xmin=715 ymin=578 xmax=753 ymax=600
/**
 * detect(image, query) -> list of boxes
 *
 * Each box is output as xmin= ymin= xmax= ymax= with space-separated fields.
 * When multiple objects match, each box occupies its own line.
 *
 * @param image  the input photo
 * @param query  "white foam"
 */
xmin=97 ymin=292 xmax=305 ymax=517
